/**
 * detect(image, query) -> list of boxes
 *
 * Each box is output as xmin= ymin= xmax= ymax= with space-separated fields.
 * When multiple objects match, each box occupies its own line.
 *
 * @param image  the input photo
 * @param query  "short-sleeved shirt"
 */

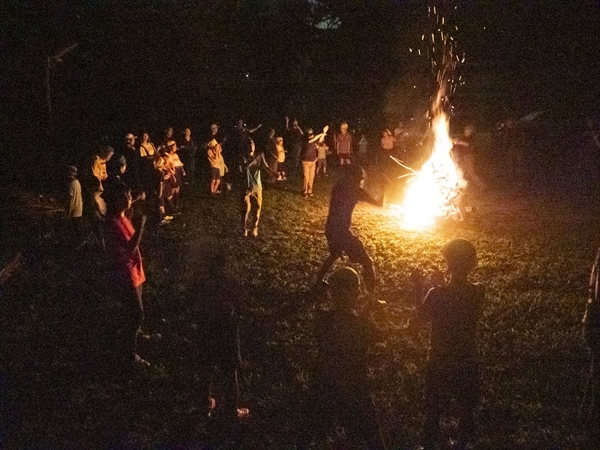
xmin=68 ymin=179 xmax=83 ymax=218
xmin=245 ymin=153 xmax=269 ymax=192
xmin=336 ymin=132 xmax=352 ymax=156
xmin=419 ymin=281 xmax=484 ymax=363
xmin=317 ymin=142 xmax=328 ymax=160
xmin=104 ymin=216 xmax=146 ymax=288
xmin=381 ymin=134 xmax=395 ymax=151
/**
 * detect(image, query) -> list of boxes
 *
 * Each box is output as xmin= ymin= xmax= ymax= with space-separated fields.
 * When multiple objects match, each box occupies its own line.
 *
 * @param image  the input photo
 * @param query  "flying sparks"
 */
xmin=391 ymin=4 xmax=467 ymax=230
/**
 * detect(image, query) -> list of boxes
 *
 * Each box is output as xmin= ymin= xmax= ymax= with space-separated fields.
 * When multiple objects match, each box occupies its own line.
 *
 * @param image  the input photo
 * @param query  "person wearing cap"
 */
xmin=298 ymin=267 xmax=385 ymax=449
xmin=334 ymin=122 xmax=353 ymax=166
xmin=207 ymin=138 xmax=227 ymax=195
xmin=417 ymin=239 xmax=485 ymax=450
xmin=315 ymin=164 xmax=383 ymax=295
xmin=301 ymin=125 xmax=329 ymax=198
xmin=102 ymin=183 xmax=150 ymax=368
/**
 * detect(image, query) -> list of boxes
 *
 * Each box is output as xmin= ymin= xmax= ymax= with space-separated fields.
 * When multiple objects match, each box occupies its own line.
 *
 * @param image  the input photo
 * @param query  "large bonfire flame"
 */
xmin=397 ymin=110 xmax=463 ymax=230
xmin=393 ymin=4 xmax=466 ymax=230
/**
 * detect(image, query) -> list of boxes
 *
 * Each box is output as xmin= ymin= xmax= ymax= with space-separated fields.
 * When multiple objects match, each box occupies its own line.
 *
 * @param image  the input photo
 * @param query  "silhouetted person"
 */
xmin=315 ymin=164 xmax=382 ymax=295
xmin=188 ymin=240 xmax=246 ymax=445
xmin=299 ymin=267 xmax=385 ymax=449
xmin=417 ymin=239 xmax=484 ymax=450
xmin=452 ymin=124 xmax=486 ymax=191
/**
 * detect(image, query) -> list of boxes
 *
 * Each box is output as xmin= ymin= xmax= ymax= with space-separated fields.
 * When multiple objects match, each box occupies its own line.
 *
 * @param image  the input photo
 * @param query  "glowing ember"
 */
xmin=391 ymin=4 xmax=465 ymax=230
xmin=395 ymin=112 xmax=463 ymax=230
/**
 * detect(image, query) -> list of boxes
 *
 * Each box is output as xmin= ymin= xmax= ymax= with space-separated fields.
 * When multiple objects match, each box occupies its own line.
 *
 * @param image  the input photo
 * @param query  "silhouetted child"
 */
xmin=315 ymin=164 xmax=382 ymax=295
xmin=299 ymin=267 xmax=385 ymax=449
xmin=417 ymin=239 xmax=484 ymax=450
xmin=187 ymin=240 xmax=246 ymax=445
xmin=102 ymin=183 xmax=149 ymax=368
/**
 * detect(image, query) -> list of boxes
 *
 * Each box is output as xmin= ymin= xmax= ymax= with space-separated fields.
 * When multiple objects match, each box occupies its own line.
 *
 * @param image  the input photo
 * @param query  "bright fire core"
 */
xmin=396 ymin=112 xmax=463 ymax=230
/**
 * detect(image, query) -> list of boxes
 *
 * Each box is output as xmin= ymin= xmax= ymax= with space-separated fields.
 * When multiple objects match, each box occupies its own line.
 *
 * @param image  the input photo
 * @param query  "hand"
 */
xmin=323 ymin=125 xmax=329 ymax=133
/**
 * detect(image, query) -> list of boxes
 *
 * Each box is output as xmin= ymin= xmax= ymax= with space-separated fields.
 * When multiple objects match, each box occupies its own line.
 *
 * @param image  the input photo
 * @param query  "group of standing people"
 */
xmin=59 ymin=110 xmax=600 ymax=449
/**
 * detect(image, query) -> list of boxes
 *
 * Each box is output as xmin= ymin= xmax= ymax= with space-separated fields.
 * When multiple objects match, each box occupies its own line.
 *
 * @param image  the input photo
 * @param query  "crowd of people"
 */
xmin=58 ymin=115 xmax=599 ymax=449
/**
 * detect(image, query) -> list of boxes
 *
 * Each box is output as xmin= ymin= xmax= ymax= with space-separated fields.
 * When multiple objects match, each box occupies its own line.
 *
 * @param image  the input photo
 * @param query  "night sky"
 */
xmin=1 ymin=1 xmax=599 ymax=174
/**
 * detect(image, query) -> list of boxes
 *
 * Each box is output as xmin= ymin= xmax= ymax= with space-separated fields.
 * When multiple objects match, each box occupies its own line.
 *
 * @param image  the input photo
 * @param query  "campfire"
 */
xmin=389 ymin=5 xmax=466 ymax=231
xmin=393 ymin=111 xmax=464 ymax=230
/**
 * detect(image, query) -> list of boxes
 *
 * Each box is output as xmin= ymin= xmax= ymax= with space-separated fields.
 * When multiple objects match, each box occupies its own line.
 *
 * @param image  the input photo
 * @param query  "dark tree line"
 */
xmin=1 ymin=1 xmax=599 ymax=187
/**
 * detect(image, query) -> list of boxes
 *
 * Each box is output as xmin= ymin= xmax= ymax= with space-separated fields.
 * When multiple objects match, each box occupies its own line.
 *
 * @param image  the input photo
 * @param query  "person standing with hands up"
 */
xmin=102 ymin=183 xmax=150 ymax=368
xmin=301 ymin=125 xmax=328 ymax=198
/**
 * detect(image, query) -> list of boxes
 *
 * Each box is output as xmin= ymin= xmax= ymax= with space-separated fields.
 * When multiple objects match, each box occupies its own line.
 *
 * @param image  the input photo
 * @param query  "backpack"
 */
xmin=583 ymin=248 xmax=600 ymax=354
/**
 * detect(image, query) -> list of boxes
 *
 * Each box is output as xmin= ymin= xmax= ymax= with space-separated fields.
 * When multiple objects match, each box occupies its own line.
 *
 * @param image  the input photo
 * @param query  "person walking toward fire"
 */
xmin=315 ymin=164 xmax=383 ymax=296
xmin=416 ymin=239 xmax=484 ymax=450
xmin=583 ymin=246 xmax=600 ymax=445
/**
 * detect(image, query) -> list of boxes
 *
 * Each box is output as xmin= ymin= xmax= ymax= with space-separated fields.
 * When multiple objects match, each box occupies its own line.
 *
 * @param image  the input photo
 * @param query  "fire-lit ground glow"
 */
xmin=391 ymin=112 xmax=464 ymax=230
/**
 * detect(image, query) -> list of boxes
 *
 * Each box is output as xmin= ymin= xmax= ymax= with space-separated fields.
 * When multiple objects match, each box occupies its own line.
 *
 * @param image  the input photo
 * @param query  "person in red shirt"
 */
xmin=102 ymin=183 xmax=149 ymax=368
xmin=335 ymin=122 xmax=353 ymax=166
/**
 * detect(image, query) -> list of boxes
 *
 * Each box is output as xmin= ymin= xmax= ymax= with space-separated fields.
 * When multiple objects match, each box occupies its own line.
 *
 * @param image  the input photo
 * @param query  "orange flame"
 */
xmin=397 ymin=112 xmax=463 ymax=230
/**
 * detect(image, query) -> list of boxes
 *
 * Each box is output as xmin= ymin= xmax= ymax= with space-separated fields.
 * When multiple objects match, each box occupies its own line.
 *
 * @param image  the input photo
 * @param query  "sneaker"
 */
xmin=134 ymin=354 xmax=150 ymax=368
xmin=160 ymin=219 xmax=171 ymax=225
xmin=163 ymin=215 xmax=174 ymax=221
xmin=252 ymin=228 xmax=258 ymax=237
xmin=308 ymin=193 xmax=314 ymax=197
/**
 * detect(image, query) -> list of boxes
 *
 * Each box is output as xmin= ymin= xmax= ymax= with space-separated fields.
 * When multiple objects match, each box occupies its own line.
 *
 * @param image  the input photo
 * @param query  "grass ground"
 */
xmin=1 ymin=163 xmax=599 ymax=449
